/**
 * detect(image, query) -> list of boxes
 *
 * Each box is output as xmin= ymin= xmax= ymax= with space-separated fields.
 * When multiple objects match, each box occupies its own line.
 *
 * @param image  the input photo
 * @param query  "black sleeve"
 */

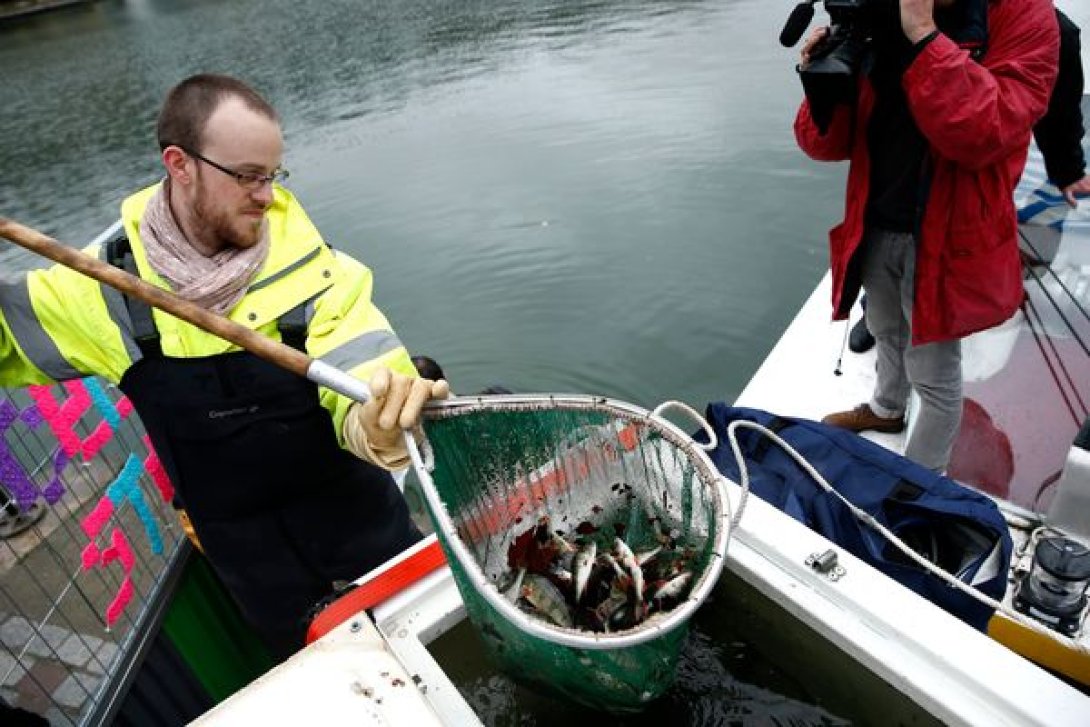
xmin=1033 ymin=9 xmax=1086 ymax=189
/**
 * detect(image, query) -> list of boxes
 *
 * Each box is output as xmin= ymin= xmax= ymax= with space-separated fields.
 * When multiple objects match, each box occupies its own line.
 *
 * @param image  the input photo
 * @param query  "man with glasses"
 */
xmin=0 ymin=74 xmax=448 ymax=659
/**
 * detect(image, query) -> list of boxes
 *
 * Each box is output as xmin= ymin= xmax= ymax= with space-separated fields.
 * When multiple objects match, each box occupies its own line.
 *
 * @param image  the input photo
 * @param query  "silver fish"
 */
xmin=547 ymin=563 xmax=573 ymax=592
xmin=595 ymin=578 xmax=633 ymax=633
xmin=649 ymin=571 xmax=692 ymax=605
xmin=612 ymin=536 xmax=637 ymax=563
xmin=521 ymin=573 xmax=574 ymax=628
xmin=598 ymin=551 xmax=626 ymax=579
xmin=572 ymin=540 xmax=597 ymax=605
xmin=613 ymin=537 xmax=645 ymax=604
xmin=597 ymin=574 xmax=651 ymax=632
xmin=551 ymin=531 xmax=576 ymax=555
xmin=635 ymin=546 xmax=662 ymax=567
xmin=504 ymin=566 xmax=527 ymax=603
xmin=550 ymin=531 xmax=577 ymax=571
xmin=643 ymin=547 xmax=693 ymax=583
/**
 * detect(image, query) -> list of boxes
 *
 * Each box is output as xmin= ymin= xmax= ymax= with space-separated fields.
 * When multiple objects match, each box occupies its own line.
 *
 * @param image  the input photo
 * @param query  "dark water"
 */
xmin=0 ymin=0 xmax=844 ymax=407
xmin=1 ymin=0 xmax=871 ymax=723
xmin=428 ymin=569 xmax=941 ymax=726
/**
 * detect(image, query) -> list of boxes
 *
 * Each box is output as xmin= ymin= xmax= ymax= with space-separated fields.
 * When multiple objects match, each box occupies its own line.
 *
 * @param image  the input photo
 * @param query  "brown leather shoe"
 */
xmin=822 ymin=403 xmax=905 ymax=434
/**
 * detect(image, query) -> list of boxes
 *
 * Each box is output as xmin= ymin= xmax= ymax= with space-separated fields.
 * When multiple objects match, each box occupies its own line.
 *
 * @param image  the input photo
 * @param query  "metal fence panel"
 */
xmin=0 ymin=378 xmax=183 ymax=725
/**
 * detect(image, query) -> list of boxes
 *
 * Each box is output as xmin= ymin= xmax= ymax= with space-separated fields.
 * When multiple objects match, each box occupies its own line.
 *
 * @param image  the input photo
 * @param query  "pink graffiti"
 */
xmin=79 ymin=444 xmax=176 ymax=627
xmin=82 ymin=512 xmax=139 ymax=627
xmin=10 ymin=380 xmax=168 ymax=627
xmin=27 ymin=381 xmax=134 ymax=462
xmin=141 ymin=435 xmax=175 ymax=503
xmin=28 ymin=382 xmax=90 ymax=458
xmin=94 ymin=529 xmax=136 ymax=628
xmin=81 ymin=526 xmax=137 ymax=627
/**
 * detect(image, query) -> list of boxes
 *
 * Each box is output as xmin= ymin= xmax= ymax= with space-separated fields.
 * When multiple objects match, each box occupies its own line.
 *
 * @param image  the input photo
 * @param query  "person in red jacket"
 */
xmin=795 ymin=0 xmax=1059 ymax=471
xmin=849 ymin=6 xmax=1086 ymax=354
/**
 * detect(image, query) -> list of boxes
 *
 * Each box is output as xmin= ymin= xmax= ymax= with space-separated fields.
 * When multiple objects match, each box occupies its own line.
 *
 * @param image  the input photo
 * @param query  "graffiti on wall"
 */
xmin=1 ymin=378 xmax=174 ymax=627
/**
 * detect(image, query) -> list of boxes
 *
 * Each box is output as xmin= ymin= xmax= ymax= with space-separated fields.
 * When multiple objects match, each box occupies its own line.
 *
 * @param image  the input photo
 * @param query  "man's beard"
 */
xmin=192 ymin=183 xmax=264 ymax=250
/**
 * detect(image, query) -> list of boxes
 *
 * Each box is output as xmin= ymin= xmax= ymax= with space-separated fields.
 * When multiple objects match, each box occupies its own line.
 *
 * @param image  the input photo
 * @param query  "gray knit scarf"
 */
xmin=139 ymin=181 xmax=270 ymax=316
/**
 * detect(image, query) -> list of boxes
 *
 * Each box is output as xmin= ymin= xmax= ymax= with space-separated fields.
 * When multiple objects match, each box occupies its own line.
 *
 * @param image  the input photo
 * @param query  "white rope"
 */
xmin=726 ymin=419 xmax=1090 ymax=657
xmin=651 ymin=400 xmax=718 ymax=451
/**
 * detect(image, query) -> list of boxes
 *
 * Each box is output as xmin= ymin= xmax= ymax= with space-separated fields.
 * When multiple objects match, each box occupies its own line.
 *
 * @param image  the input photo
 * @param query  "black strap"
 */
xmin=277 ymin=300 xmax=309 ymax=352
xmin=107 ymin=234 xmax=163 ymax=358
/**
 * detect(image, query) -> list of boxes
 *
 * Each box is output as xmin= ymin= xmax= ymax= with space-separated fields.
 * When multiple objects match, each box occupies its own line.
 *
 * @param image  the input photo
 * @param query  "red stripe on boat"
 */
xmin=305 ymin=538 xmax=448 ymax=644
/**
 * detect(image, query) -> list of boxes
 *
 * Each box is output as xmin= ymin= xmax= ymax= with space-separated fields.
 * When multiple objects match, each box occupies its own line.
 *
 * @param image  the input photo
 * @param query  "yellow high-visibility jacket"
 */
xmin=0 ymin=183 xmax=416 ymax=445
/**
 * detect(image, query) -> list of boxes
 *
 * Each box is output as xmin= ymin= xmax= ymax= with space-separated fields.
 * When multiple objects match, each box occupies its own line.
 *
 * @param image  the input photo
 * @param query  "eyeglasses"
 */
xmin=179 ymin=146 xmax=289 ymax=190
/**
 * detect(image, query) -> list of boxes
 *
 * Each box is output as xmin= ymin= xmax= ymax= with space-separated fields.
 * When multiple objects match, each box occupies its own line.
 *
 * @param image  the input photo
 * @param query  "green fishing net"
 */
xmin=412 ymin=395 xmax=731 ymax=713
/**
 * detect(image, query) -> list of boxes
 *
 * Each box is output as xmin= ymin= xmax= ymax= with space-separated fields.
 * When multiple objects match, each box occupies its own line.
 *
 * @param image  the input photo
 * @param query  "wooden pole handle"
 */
xmin=0 ymin=216 xmax=313 ymax=379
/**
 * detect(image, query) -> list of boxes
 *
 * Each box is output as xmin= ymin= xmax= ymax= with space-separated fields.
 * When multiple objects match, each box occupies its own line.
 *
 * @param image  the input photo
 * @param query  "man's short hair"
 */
xmin=157 ymin=74 xmax=278 ymax=152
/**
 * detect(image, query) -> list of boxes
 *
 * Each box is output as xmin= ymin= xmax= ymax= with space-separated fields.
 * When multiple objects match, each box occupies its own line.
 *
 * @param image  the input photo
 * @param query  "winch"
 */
xmin=1013 ymin=536 xmax=1090 ymax=637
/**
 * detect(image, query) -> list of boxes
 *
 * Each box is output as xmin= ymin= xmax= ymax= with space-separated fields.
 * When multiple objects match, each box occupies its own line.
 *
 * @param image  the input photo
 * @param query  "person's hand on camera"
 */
xmin=343 ymin=367 xmax=450 ymax=470
xmin=1061 ymin=175 xmax=1090 ymax=207
xmin=800 ymin=26 xmax=830 ymax=67
xmin=900 ymin=0 xmax=938 ymax=44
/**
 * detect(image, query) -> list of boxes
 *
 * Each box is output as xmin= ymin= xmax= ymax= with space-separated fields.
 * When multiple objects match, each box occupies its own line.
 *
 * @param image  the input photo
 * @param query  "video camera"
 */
xmin=779 ymin=0 xmax=898 ymax=100
xmin=778 ymin=0 xmax=892 ymax=132
xmin=781 ymin=0 xmax=989 ymax=92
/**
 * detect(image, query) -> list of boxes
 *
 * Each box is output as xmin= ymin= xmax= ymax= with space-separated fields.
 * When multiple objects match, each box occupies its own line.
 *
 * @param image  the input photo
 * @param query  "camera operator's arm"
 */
xmin=1033 ymin=10 xmax=1086 ymax=206
xmin=794 ymin=27 xmax=855 ymax=161
xmin=902 ymin=0 xmax=1058 ymax=170
xmin=795 ymin=101 xmax=854 ymax=160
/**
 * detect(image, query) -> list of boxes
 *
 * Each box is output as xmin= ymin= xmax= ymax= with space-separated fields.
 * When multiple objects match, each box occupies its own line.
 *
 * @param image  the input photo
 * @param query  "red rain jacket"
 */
xmin=795 ymin=0 xmax=1059 ymax=345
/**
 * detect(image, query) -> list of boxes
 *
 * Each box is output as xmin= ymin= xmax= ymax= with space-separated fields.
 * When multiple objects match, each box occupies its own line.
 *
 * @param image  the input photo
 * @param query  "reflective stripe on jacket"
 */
xmin=794 ymin=0 xmax=1060 ymax=345
xmin=0 ymin=182 xmax=415 ymax=441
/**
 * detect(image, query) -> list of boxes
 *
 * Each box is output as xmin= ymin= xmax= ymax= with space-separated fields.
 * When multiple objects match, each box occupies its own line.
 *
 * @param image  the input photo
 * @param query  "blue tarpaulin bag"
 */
xmin=702 ymin=404 xmax=1012 ymax=631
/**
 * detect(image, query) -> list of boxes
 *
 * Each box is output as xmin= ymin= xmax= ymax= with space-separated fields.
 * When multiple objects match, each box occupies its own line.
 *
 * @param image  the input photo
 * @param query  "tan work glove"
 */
xmin=343 ymin=367 xmax=450 ymax=470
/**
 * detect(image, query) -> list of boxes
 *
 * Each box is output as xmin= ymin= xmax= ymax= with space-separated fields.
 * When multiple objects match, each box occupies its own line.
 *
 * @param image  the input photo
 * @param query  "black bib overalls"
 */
xmin=110 ymin=238 xmax=421 ymax=658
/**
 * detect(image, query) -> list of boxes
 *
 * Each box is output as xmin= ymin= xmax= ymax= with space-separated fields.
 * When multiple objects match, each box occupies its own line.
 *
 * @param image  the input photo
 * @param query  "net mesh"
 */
xmin=413 ymin=395 xmax=729 ymax=712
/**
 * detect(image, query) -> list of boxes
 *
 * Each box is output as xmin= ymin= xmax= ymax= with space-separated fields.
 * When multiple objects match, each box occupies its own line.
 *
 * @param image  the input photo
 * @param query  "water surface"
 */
xmin=2 ymin=1 xmax=864 ymax=723
xmin=0 ymin=0 xmax=843 ymax=406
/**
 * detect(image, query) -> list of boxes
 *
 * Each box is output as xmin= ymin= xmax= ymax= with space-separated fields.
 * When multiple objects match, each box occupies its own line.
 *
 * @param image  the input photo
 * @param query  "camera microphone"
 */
xmin=779 ymin=1 xmax=815 ymax=48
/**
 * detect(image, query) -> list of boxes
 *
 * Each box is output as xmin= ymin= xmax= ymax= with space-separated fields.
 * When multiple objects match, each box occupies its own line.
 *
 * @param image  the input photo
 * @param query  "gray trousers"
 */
xmin=861 ymin=228 xmax=962 ymax=471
